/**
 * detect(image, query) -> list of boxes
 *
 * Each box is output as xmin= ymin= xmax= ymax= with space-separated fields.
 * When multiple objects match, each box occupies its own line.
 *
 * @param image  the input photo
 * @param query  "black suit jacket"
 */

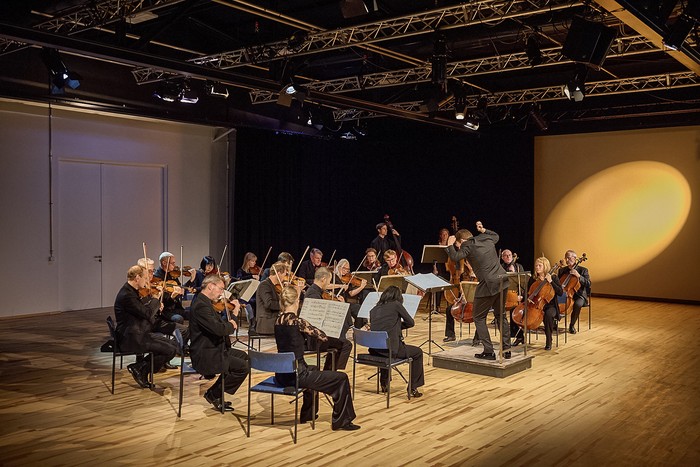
xmin=558 ymin=265 xmax=591 ymax=302
xmin=114 ymin=282 xmax=160 ymax=352
xmin=369 ymin=301 xmax=414 ymax=354
xmin=189 ymin=293 xmax=235 ymax=375
xmin=256 ymin=279 xmax=281 ymax=335
xmin=446 ymin=230 xmax=507 ymax=298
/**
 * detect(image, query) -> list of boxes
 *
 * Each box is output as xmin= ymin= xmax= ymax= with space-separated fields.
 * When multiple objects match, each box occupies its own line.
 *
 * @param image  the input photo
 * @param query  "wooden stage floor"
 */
xmin=1 ymin=298 xmax=699 ymax=466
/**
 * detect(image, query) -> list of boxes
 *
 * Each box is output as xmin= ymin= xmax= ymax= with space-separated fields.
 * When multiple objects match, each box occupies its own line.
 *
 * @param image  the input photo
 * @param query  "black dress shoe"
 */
xmin=512 ymin=336 xmax=524 ymax=347
xmin=504 ymin=351 xmax=512 ymax=359
xmin=333 ymin=422 xmax=361 ymax=431
xmin=410 ymin=389 xmax=423 ymax=398
xmin=443 ymin=336 xmax=456 ymax=343
xmin=127 ymin=364 xmax=151 ymax=389
xmin=300 ymin=414 xmax=319 ymax=424
xmin=474 ymin=352 xmax=496 ymax=360
xmin=544 ymin=344 xmax=552 ymax=351
xmin=568 ymin=326 xmax=577 ymax=334
xmin=204 ymin=391 xmax=234 ymax=412
xmin=163 ymin=362 xmax=178 ymax=370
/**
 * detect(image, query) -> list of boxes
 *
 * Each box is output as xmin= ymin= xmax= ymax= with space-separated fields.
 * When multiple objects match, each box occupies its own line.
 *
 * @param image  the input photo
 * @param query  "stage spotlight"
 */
xmin=563 ymin=64 xmax=587 ymax=102
xmin=452 ymin=81 xmax=467 ymax=120
xmin=154 ymin=81 xmax=181 ymax=102
xmin=463 ymin=116 xmax=479 ymax=131
xmin=526 ymin=35 xmax=543 ymax=66
xmin=179 ymin=82 xmax=199 ymax=104
xmin=205 ymin=82 xmax=229 ymax=99
xmin=663 ymin=14 xmax=696 ymax=50
xmin=529 ymin=105 xmax=549 ymax=131
xmin=40 ymin=48 xmax=81 ymax=94
xmin=431 ymin=34 xmax=448 ymax=93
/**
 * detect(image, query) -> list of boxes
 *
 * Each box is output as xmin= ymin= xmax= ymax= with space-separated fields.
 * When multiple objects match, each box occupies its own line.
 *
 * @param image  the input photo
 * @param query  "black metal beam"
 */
xmin=0 ymin=22 xmax=472 ymax=132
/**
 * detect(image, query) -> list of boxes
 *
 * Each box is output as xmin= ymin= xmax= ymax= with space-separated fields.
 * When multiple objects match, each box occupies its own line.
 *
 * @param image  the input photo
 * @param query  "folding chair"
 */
xmin=106 ymin=316 xmax=153 ymax=394
xmin=351 ymin=327 xmax=412 ymax=408
xmin=247 ymin=350 xmax=314 ymax=444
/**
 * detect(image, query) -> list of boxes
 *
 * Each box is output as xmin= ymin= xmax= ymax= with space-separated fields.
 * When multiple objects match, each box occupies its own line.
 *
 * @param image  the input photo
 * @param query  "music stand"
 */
xmin=502 ymin=271 xmax=531 ymax=358
xmin=354 ymin=271 xmax=378 ymax=289
xmin=421 ymin=245 xmax=451 ymax=317
xmin=226 ymin=279 xmax=260 ymax=350
xmin=377 ymin=274 xmax=408 ymax=293
xmin=405 ymin=273 xmax=453 ymax=359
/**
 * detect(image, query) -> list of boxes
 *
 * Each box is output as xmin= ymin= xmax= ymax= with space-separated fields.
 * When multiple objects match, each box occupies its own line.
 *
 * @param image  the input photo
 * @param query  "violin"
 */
xmin=388 ymin=265 xmax=408 ymax=276
xmin=249 ymin=264 xmax=261 ymax=275
xmin=363 ymin=258 xmax=381 ymax=271
xmin=512 ymin=261 xmax=563 ymax=330
xmin=384 ymin=214 xmax=415 ymax=274
xmin=340 ymin=273 xmax=364 ymax=288
xmin=558 ymin=253 xmax=588 ymax=316
xmin=169 ymin=265 xmax=194 ymax=278
xmin=321 ymin=291 xmax=343 ymax=302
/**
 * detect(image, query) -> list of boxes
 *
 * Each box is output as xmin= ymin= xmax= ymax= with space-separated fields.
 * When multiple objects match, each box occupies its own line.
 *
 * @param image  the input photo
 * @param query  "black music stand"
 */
xmin=420 ymin=245 xmax=451 ymax=318
xmin=405 ymin=273 xmax=453 ymax=359
xmin=226 ymin=280 xmax=259 ymax=350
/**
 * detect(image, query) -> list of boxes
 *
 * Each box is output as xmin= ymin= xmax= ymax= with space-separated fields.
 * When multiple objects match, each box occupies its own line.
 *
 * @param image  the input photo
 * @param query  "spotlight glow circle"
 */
xmin=540 ymin=161 xmax=691 ymax=282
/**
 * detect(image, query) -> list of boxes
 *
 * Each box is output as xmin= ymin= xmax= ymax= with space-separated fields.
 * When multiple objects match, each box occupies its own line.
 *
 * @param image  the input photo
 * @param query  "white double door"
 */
xmin=58 ymin=160 xmax=165 ymax=311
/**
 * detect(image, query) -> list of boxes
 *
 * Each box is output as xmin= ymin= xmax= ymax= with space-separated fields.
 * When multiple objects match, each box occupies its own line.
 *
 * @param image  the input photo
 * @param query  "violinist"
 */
xmin=137 ymin=257 xmax=190 ymax=355
xmin=445 ymin=222 xmax=511 ymax=360
xmin=377 ymin=250 xmax=406 ymax=278
xmin=236 ymin=252 xmax=260 ymax=281
xmin=304 ymin=267 xmax=353 ymax=371
xmin=334 ymin=259 xmax=368 ymax=328
xmin=274 ymin=285 xmax=359 ymax=431
xmin=500 ymin=249 xmax=526 ymax=346
xmin=527 ymin=257 xmax=563 ymax=350
xmin=153 ymin=252 xmax=187 ymax=324
xmin=255 ymin=261 xmax=290 ymax=335
xmin=297 ymin=248 xmax=324 ymax=285
xmin=184 ymin=256 xmax=217 ymax=297
xmin=260 ymin=252 xmax=294 ymax=282
xmin=114 ymin=265 xmax=177 ymax=389
xmin=558 ymin=249 xmax=591 ymax=334
xmin=189 ymin=274 xmax=249 ymax=411
xmin=370 ymin=222 xmax=401 ymax=263
xmin=359 ymin=248 xmax=381 ymax=272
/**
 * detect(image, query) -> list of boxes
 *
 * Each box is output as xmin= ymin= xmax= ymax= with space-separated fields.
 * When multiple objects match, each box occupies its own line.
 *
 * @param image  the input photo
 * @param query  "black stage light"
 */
xmin=529 ymin=104 xmax=548 ymax=131
xmin=205 ymin=82 xmax=229 ymax=99
xmin=463 ymin=116 xmax=479 ymax=131
xmin=431 ymin=34 xmax=448 ymax=93
xmin=526 ymin=35 xmax=543 ymax=66
xmin=40 ymin=48 xmax=81 ymax=94
xmin=340 ymin=0 xmax=369 ymax=19
xmin=154 ymin=81 xmax=181 ymax=102
xmin=663 ymin=14 xmax=696 ymax=50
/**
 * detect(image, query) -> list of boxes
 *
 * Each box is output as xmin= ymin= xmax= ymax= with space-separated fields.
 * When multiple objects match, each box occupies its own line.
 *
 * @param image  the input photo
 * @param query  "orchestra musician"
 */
xmin=274 ymin=285 xmax=360 ymax=431
xmin=189 ymin=274 xmax=250 ymax=411
xmin=370 ymin=222 xmax=401 ymax=263
xmin=304 ymin=267 xmax=353 ymax=371
xmin=153 ymin=252 xmax=187 ymax=323
xmin=114 ymin=265 xmax=177 ymax=388
xmin=434 ymin=228 xmax=454 ymax=342
xmin=528 ymin=257 xmax=563 ymax=351
xmin=377 ymin=249 xmax=406 ymax=278
xmin=255 ymin=261 xmax=290 ymax=335
xmin=137 ymin=257 xmax=189 ymax=362
xmin=260 ymin=252 xmax=294 ymax=282
xmin=368 ymin=286 xmax=424 ymax=398
xmin=359 ymin=248 xmax=381 ymax=271
xmin=184 ymin=256 xmax=217 ymax=297
xmin=334 ymin=259 xmax=369 ymax=328
xmin=500 ymin=249 xmax=526 ymax=346
xmin=558 ymin=249 xmax=591 ymax=334
xmin=297 ymin=248 xmax=324 ymax=285
xmin=445 ymin=222 xmax=511 ymax=360
xmin=236 ymin=252 xmax=260 ymax=281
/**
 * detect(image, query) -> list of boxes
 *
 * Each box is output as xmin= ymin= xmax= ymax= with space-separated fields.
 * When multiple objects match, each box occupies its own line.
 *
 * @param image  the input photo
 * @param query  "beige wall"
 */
xmin=0 ymin=99 xmax=229 ymax=316
xmin=535 ymin=126 xmax=700 ymax=301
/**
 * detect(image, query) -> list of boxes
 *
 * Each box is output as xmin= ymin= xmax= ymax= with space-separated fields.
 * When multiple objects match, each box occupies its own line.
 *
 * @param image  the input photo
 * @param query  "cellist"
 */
xmin=558 ymin=249 xmax=591 ymax=334
xmin=527 ymin=257 xmax=563 ymax=351
xmin=501 ymin=249 xmax=526 ymax=346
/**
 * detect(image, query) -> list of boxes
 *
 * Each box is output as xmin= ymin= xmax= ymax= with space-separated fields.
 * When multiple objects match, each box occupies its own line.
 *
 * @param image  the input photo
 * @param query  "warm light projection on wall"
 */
xmin=540 ymin=161 xmax=691 ymax=282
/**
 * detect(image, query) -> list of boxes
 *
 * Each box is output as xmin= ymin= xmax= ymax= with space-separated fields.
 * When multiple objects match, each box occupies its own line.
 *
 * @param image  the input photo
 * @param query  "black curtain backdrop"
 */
xmin=231 ymin=126 xmax=534 ymax=274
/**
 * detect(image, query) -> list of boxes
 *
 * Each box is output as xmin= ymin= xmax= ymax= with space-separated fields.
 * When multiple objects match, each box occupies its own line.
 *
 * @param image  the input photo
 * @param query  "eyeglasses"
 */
xmin=212 ymin=283 xmax=225 ymax=291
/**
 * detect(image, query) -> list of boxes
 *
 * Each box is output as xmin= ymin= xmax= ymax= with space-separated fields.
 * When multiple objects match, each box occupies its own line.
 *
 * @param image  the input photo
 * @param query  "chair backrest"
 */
xmin=173 ymin=328 xmax=184 ymax=353
xmin=353 ymin=328 xmax=390 ymax=350
xmin=249 ymin=350 xmax=297 ymax=373
xmin=106 ymin=316 xmax=116 ymax=337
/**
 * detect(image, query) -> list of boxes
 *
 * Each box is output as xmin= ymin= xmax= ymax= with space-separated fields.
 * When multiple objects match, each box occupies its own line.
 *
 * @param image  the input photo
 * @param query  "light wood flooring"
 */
xmin=1 ymin=298 xmax=699 ymax=466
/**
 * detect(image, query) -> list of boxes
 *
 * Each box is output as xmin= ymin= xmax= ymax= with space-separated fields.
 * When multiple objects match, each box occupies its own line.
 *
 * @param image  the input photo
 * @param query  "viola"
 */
xmin=558 ymin=253 xmax=588 ymax=316
xmin=512 ymin=262 xmax=562 ymax=330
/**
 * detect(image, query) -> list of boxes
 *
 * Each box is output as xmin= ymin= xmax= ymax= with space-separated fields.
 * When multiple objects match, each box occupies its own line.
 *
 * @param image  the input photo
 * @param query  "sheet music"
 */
xmin=357 ymin=292 xmax=422 ymax=319
xmin=299 ymin=298 xmax=350 ymax=339
xmin=404 ymin=273 xmax=451 ymax=293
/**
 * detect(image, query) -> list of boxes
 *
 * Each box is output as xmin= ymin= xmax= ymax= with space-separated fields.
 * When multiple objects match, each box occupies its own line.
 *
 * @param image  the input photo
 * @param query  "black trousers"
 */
xmin=543 ymin=305 xmax=558 ymax=346
xmin=276 ymin=364 xmax=356 ymax=430
xmin=307 ymin=336 xmax=352 ymax=371
xmin=131 ymin=333 xmax=178 ymax=377
xmin=209 ymin=348 xmax=250 ymax=398
xmin=473 ymin=292 xmax=510 ymax=354
xmin=570 ymin=296 xmax=586 ymax=328
xmin=370 ymin=342 xmax=424 ymax=391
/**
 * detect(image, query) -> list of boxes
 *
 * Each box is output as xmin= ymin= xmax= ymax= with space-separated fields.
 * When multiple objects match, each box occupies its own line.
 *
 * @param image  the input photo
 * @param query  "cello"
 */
xmin=558 ymin=253 xmax=588 ymax=316
xmin=512 ymin=261 xmax=562 ymax=331
xmin=450 ymin=281 xmax=477 ymax=323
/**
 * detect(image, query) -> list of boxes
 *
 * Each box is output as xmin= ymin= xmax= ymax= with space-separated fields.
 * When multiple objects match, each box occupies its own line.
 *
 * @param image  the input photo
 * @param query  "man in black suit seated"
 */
xmin=114 ymin=265 xmax=178 ymax=388
xmin=189 ymin=274 xmax=249 ymax=411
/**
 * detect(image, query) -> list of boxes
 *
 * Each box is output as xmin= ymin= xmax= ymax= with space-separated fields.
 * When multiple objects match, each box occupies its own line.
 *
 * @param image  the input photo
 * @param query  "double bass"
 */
xmin=558 ymin=253 xmax=588 ymax=316
xmin=511 ymin=261 xmax=562 ymax=330
xmin=383 ymin=214 xmax=415 ymax=274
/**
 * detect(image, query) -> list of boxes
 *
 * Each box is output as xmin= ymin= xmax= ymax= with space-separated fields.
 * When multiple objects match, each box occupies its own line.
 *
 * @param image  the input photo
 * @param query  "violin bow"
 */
xmin=291 ymin=245 xmax=309 ymax=282
xmin=259 ymin=246 xmax=273 ymax=273
xmin=142 ymin=242 xmax=152 ymax=295
xmin=326 ymin=249 xmax=337 ymax=267
xmin=160 ymin=255 xmax=172 ymax=306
